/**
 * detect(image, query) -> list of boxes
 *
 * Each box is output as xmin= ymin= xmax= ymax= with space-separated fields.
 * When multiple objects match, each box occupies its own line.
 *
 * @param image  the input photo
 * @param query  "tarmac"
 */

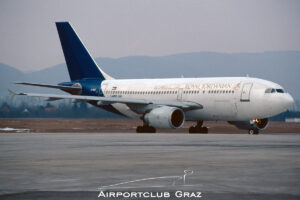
xmin=0 ymin=133 xmax=300 ymax=199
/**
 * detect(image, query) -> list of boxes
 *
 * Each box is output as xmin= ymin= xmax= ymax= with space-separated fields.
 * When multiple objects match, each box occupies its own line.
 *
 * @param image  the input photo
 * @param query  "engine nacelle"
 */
xmin=228 ymin=118 xmax=269 ymax=130
xmin=144 ymin=106 xmax=185 ymax=129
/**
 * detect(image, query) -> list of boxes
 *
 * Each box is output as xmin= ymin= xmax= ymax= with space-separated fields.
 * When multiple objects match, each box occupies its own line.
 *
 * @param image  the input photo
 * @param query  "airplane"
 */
xmin=11 ymin=22 xmax=294 ymax=134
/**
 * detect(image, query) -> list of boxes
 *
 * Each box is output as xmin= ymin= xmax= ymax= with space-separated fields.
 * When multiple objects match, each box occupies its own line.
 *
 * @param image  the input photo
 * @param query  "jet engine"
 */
xmin=144 ymin=106 xmax=185 ymax=129
xmin=228 ymin=118 xmax=269 ymax=130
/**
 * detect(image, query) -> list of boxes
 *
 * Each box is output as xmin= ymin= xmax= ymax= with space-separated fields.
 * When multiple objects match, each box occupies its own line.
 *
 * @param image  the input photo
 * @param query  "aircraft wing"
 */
xmin=10 ymin=91 xmax=203 ymax=111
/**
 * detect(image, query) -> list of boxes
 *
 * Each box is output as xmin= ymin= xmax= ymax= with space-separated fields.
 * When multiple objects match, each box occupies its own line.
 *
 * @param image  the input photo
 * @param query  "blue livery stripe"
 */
xmin=56 ymin=22 xmax=105 ymax=81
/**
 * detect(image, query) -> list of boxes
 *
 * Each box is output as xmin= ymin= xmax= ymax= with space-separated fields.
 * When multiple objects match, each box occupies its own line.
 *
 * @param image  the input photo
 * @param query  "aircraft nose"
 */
xmin=284 ymin=93 xmax=294 ymax=109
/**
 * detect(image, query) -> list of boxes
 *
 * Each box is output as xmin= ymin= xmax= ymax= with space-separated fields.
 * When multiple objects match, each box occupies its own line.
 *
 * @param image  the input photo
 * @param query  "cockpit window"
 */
xmin=276 ymin=89 xmax=285 ymax=93
xmin=265 ymin=88 xmax=285 ymax=93
xmin=265 ymin=88 xmax=275 ymax=93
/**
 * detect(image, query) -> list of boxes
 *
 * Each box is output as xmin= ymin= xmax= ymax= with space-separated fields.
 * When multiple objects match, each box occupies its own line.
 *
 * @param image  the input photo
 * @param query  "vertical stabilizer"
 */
xmin=55 ymin=22 xmax=113 ymax=81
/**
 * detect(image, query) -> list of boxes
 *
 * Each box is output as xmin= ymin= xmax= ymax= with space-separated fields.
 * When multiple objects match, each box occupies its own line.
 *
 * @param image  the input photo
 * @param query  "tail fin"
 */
xmin=55 ymin=22 xmax=113 ymax=81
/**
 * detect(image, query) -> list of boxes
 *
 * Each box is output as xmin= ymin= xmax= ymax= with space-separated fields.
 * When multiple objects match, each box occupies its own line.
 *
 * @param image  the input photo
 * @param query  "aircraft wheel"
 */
xmin=136 ymin=125 xmax=156 ymax=133
xmin=201 ymin=127 xmax=208 ymax=133
xmin=189 ymin=126 xmax=208 ymax=134
xmin=146 ymin=126 xmax=156 ymax=133
xmin=189 ymin=126 xmax=196 ymax=133
xmin=136 ymin=126 xmax=144 ymax=133
xmin=248 ymin=128 xmax=259 ymax=135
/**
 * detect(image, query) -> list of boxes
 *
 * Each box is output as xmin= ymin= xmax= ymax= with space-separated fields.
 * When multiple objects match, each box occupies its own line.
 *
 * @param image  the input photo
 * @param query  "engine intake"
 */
xmin=144 ymin=106 xmax=185 ymax=129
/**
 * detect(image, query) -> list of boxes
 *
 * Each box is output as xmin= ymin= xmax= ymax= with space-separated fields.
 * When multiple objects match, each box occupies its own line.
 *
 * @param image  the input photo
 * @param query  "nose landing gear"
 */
xmin=189 ymin=120 xmax=208 ymax=134
xmin=248 ymin=128 xmax=259 ymax=135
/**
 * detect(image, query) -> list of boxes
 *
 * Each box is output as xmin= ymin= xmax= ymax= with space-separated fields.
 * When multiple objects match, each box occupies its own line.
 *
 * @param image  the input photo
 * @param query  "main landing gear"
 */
xmin=248 ymin=128 xmax=259 ymax=135
xmin=136 ymin=125 xmax=156 ymax=133
xmin=189 ymin=120 xmax=208 ymax=134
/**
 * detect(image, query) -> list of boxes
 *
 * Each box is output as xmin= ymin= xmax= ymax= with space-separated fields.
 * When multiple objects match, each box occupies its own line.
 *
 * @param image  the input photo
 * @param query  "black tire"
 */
xmin=248 ymin=128 xmax=259 ymax=135
xmin=248 ymin=129 xmax=254 ymax=135
xmin=149 ymin=126 xmax=156 ymax=133
xmin=201 ymin=127 xmax=208 ymax=134
xmin=145 ymin=126 xmax=155 ymax=133
xmin=189 ymin=126 xmax=208 ymax=134
xmin=136 ymin=126 xmax=143 ymax=133
xmin=136 ymin=126 xmax=156 ymax=133
xmin=189 ymin=126 xmax=196 ymax=133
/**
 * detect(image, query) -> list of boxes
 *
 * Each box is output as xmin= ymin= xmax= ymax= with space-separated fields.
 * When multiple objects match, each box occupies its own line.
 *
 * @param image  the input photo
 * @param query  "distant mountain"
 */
xmin=0 ymin=62 xmax=69 ymax=99
xmin=0 ymin=62 xmax=25 ymax=97
xmin=0 ymin=51 xmax=299 ymax=101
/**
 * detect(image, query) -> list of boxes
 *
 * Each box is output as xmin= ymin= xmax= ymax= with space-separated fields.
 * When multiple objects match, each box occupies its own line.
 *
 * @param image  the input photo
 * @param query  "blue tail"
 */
xmin=56 ymin=22 xmax=105 ymax=81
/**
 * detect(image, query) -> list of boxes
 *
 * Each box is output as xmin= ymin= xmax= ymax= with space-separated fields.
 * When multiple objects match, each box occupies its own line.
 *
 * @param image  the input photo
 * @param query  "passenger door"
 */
xmin=240 ymin=83 xmax=253 ymax=102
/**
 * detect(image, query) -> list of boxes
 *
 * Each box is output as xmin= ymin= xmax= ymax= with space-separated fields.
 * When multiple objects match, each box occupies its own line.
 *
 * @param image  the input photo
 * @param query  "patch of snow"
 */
xmin=0 ymin=127 xmax=30 ymax=132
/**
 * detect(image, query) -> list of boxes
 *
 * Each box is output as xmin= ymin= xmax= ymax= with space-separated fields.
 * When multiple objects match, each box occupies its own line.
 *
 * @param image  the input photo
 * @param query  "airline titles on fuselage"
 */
xmin=104 ymin=82 xmax=241 ymax=98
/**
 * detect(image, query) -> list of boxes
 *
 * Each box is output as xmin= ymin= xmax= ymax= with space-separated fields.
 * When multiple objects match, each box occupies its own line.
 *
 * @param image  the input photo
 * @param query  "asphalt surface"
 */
xmin=0 ymin=133 xmax=300 ymax=199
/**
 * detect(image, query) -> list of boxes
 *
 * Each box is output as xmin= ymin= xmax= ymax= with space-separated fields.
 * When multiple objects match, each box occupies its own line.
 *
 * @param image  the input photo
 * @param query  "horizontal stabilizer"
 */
xmin=15 ymin=82 xmax=82 ymax=94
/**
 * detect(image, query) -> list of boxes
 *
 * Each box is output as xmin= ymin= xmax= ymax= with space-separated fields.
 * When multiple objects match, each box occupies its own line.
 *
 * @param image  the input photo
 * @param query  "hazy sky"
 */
xmin=0 ymin=0 xmax=299 ymax=71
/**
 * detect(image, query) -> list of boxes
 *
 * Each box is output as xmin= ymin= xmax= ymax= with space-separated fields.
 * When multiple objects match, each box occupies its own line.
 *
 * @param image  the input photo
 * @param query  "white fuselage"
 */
xmin=101 ymin=77 xmax=293 ymax=121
